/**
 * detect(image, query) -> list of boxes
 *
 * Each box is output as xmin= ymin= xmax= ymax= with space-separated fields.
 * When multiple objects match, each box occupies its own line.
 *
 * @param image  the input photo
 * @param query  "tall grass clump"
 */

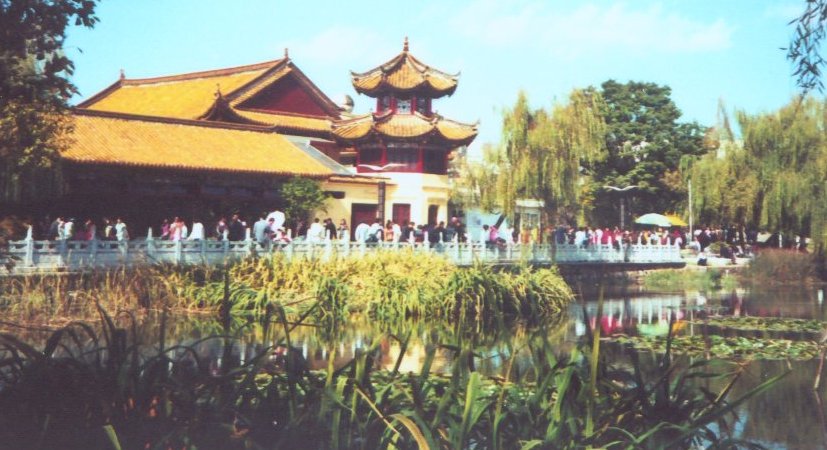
xmin=0 ymin=304 xmax=780 ymax=449
xmin=746 ymin=249 xmax=816 ymax=283
xmin=0 ymin=265 xmax=206 ymax=322
xmin=186 ymin=252 xmax=574 ymax=325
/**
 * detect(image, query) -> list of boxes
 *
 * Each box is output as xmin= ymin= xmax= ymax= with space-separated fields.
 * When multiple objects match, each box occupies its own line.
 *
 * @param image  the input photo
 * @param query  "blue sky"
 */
xmin=66 ymin=0 xmax=804 ymax=152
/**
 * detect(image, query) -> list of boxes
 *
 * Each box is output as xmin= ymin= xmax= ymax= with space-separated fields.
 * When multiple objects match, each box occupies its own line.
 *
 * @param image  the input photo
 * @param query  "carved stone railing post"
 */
xmin=245 ymin=228 xmax=254 ymax=257
xmin=57 ymin=238 xmax=67 ymax=267
xmin=23 ymin=226 xmax=34 ymax=267
xmin=119 ymin=238 xmax=128 ymax=263
xmin=174 ymin=239 xmax=183 ymax=264
xmin=145 ymin=228 xmax=155 ymax=262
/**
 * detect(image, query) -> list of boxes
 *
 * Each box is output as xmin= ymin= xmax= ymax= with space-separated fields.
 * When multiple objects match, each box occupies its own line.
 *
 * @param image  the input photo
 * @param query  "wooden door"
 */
xmin=428 ymin=205 xmax=439 ymax=226
xmin=350 ymin=203 xmax=378 ymax=240
xmin=392 ymin=203 xmax=411 ymax=225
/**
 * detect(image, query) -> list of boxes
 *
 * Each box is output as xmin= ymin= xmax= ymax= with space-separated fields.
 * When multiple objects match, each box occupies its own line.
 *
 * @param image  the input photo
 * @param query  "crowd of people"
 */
xmin=30 ymin=213 xmax=794 ymax=262
xmin=42 ymin=216 xmax=130 ymax=241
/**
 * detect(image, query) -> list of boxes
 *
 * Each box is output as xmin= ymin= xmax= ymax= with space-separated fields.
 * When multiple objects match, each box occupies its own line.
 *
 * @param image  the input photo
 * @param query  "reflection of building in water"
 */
xmin=573 ymin=296 xmax=684 ymax=337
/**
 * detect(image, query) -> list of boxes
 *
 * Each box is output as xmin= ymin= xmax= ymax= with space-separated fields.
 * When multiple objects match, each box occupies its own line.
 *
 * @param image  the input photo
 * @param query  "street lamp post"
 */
xmin=603 ymin=185 xmax=640 ymax=229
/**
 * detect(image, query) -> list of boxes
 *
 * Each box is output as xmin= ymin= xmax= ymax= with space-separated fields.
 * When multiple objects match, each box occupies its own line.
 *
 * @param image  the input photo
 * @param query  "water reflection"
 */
xmin=2 ymin=285 xmax=827 ymax=448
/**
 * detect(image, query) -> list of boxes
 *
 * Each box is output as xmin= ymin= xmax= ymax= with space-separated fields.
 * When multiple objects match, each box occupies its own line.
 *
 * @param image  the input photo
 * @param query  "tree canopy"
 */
xmin=585 ymin=80 xmax=707 ymax=226
xmin=0 ymin=0 xmax=98 ymax=203
xmin=279 ymin=177 xmax=327 ymax=225
xmin=691 ymin=97 xmax=827 ymax=248
xmin=454 ymin=89 xmax=606 ymax=223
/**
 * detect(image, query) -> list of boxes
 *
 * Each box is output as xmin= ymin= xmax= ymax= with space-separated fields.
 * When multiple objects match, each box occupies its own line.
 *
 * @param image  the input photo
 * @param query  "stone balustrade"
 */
xmin=6 ymin=226 xmax=684 ymax=271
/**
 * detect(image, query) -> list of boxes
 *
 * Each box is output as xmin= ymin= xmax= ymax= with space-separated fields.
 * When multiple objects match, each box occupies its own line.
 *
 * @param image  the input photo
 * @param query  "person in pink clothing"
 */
xmin=600 ymin=228 xmax=611 ymax=245
xmin=169 ymin=217 xmax=182 ymax=241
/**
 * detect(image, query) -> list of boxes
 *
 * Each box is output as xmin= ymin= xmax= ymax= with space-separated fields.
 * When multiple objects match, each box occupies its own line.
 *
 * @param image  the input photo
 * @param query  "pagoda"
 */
xmin=332 ymin=38 xmax=477 ymax=226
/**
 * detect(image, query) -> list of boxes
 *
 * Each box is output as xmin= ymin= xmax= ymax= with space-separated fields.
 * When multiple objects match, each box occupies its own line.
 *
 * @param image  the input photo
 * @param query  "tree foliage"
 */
xmin=690 ymin=97 xmax=827 ymax=248
xmin=585 ymin=80 xmax=707 ymax=225
xmin=787 ymin=0 xmax=827 ymax=93
xmin=0 ymin=0 xmax=98 ymax=203
xmin=456 ymin=89 xmax=606 ymax=222
xmin=279 ymin=177 xmax=327 ymax=224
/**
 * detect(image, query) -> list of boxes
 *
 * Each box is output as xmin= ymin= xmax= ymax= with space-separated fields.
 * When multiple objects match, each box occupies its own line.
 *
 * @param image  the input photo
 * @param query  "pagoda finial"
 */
xmin=284 ymin=47 xmax=289 ymax=59
xmin=119 ymin=68 xmax=125 ymax=80
xmin=403 ymin=36 xmax=409 ymax=52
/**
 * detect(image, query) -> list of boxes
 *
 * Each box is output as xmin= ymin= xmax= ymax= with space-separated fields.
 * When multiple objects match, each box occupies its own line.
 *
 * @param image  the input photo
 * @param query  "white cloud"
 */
xmin=283 ymin=26 xmax=397 ymax=68
xmin=452 ymin=1 xmax=733 ymax=58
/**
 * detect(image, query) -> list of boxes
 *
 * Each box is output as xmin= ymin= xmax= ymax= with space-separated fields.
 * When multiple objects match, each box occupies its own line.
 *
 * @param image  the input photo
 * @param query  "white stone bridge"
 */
xmin=7 ymin=228 xmax=685 ymax=272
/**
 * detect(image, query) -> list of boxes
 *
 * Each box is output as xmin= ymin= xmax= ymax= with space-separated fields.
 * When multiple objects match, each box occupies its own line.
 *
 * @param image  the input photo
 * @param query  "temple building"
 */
xmin=332 ymin=37 xmax=477 ymax=227
xmin=61 ymin=39 xmax=476 ymax=237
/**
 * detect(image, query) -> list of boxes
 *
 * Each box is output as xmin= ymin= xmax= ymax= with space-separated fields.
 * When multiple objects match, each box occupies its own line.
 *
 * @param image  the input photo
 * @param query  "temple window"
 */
xmin=387 ymin=147 xmax=419 ymax=171
xmin=396 ymin=98 xmax=412 ymax=114
xmin=423 ymin=149 xmax=448 ymax=174
xmin=359 ymin=147 xmax=382 ymax=166
xmin=378 ymin=96 xmax=391 ymax=113
xmin=416 ymin=97 xmax=430 ymax=114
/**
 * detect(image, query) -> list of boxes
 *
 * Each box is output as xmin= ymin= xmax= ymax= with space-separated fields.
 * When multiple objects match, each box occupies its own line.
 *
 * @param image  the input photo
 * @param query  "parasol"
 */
xmin=634 ymin=213 xmax=673 ymax=227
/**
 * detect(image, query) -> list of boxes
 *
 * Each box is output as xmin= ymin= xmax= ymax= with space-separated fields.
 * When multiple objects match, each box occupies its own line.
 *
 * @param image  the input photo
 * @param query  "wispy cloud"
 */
xmin=283 ymin=26 xmax=396 ymax=68
xmin=452 ymin=1 xmax=733 ymax=58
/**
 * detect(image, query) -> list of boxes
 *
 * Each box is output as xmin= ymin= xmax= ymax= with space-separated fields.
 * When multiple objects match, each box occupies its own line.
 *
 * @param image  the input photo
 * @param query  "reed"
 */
xmin=186 ymin=252 xmax=574 ymax=324
xmin=0 ymin=305 xmax=779 ymax=449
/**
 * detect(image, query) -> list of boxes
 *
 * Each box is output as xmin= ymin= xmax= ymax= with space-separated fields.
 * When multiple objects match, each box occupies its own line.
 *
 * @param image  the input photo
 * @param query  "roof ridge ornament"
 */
xmin=215 ymin=83 xmax=223 ymax=99
xmin=119 ymin=68 xmax=125 ymax=80
xmin=403 ymin=36 xmax=409 ymax=52
xmin=284 ymin=47 xmax=289 ymax=60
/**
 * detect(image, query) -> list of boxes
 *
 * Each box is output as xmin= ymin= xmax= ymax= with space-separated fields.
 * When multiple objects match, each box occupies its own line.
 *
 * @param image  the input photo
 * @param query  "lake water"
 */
xmin=5 ymin=283 xmax=826 ymax=449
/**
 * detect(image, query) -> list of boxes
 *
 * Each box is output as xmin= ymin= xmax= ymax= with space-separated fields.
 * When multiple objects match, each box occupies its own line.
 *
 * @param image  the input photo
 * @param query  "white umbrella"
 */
xmin=634 ymin=213 xmax=672 ymax=227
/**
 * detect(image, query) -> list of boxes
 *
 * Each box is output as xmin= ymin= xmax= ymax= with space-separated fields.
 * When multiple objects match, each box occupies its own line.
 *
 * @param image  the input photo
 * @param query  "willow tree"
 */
xmin=483 ymin=89 xmax=606 ymax=222
xmin=690 ymin=97 xmax=827 ymax=249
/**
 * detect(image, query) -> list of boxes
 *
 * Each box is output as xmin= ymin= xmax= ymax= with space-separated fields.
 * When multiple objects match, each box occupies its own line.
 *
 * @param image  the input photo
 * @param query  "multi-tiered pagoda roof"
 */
xmin=350 ymin=39 xmax=459 ymax=98
xmin=333 ymin=38 xmax=477 ymax=149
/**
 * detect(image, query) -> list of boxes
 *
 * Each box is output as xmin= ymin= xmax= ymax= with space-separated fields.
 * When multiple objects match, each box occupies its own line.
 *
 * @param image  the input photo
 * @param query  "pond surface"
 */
xmin=110 ymin=283 xmax=823 ymax=449
xmin=4 ymin=283 xmax=827 ymax=448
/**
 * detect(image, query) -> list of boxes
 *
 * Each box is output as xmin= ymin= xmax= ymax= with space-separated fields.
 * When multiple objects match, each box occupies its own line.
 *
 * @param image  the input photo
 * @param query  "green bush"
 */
xmin=746 ymin=249 xmax=815 ymax=283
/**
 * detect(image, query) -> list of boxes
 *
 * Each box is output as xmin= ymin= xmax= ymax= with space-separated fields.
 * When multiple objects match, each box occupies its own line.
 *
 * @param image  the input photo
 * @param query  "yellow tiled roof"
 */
xmin=235 ymin=109 xmax=332 ymax=133
xmin=332 ymin=112 xmax=477 ymax=145
xmin=230 ymin=65 xmax=292 ymax=106
xmin=80 ymin=60 xmax=283 ymax=119
xmin=65 ymin=112 xmax=334 ymax=177
xmin=351 ymin=41 xmax=458 ymax=98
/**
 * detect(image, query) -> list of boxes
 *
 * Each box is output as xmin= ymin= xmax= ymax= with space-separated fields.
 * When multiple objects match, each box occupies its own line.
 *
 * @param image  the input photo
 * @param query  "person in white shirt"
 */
xmin=307 ymin=218 xmax=325 ymax=243
xmin=114 ymin=218 xmax=129 ymax=241
xmin=188 ymin=219 xmax=204 ymax=240
xmin=392 ymin=221 xmax=402 ymax=242
xmin=354 ymin=221 xmax=370 ymax=243
xmin=575 ymin=227 xmax=586 ymax=247
xmin=63 ymin=219 xmax=74 ymax=240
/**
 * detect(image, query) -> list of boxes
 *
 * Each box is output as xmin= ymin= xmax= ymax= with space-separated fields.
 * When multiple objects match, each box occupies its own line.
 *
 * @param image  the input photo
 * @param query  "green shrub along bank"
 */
xmin=642 ymin=268 xmax=739 ymax=292
xmin=186 ymin=252 xmax=574 ymax=325
xmin=745 ymin=249 xmax=817 ymax=283
xmin=0 ymin=307 xmax=779 ymax=450
xmin=0 ymin=252 xmax=573 ymax=326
